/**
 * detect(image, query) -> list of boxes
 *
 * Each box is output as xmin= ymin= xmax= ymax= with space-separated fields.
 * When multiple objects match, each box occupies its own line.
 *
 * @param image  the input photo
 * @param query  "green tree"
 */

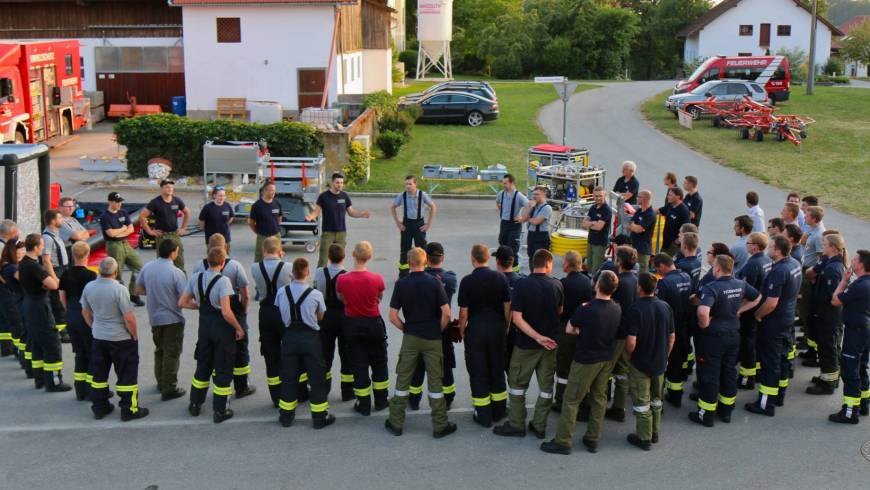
xmin=479 ymin=9 xmax=544 ymax=78
xmin=841 ymin=19 xmax=870 ymax=65
xmin=590 ymin=7 xmax=640 ymax=78
xmin=797 ymin=0 xmax=830 ymax=18
xmin=624 ymin=0 xmax=711 ymax=80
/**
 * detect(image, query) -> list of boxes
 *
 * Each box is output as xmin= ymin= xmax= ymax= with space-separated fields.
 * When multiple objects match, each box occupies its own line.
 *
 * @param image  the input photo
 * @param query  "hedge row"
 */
xmin=114 ymin=114 xmax=323 ymax=177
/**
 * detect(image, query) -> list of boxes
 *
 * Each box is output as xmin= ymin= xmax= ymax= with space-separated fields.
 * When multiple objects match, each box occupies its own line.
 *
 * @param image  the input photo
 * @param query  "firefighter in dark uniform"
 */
xmin=140 ymin=179 xmax=190 ymax=271
xmin=386 ymin=247 xmax=457 ymax=438
xmin=496 ymin=174 xmax=528 ymax=272
xmin=390 ymin=176 xmax=436 ymax=275
xmin=250 ymin=236 xmax=292 ymax=406
xmin=495 ymin=245 xmax=525 ymax=373
xmin=408 ymin=242 xmax=458 ymax=410
xmin=554 ymin=251 xmax=594 ymax=409
xmin=193 ymin=234 xmax=255 ymax=398
xmin=19 ymin=233 xmax=70 ymax=392
xmin=805 ymin=234 xmax=847 ymax=395
xmin=676 ymin=232 xmax=702 ymax=377
xmin=42 ymin=210 xmax=70 ymax=343
xmin=605 ymin=246 xmax=638 ymax=422
xmin=735 ymin=232 xmax=772 ymax=390
xmin=314 ymin=243 xmax=354 ymax=401
xmin=522 ymin=186 xmax=553 ymax=265
xmin=691 ymin=254 xmax=760 ymax=427
xmin=746 ymin=235 xmax=802 ymax=417
xmin=59 ymin=241 xmax=97 ymax=400
xmin=829 ymin=250 xmax=870 ymax=423
xmin=180 ymin=247 xmax=245 ymax=423
xmin=652 ymin=254 xmax=692 ymax=408
xmin=81 ymin=257 xmax=149 ymax=421
xmin=274 ymin=257 xmax=336 ymax=429
xmin=458 ymin=244 xmax=511 ymax=427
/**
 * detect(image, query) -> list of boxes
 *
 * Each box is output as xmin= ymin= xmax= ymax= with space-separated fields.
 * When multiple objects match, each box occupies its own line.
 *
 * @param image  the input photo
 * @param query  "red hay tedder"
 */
xmin=685 ymin=96 xmax=815 ymax=146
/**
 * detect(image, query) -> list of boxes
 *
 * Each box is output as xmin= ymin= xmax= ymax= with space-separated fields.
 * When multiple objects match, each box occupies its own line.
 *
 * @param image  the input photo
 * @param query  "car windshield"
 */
xmin=691 ymin=81 xmax=720 ymax=94
xmin=688 ymin=58 xmax=716 ymax=81
xmin=750 ymin=83 xmax=764 ymax=93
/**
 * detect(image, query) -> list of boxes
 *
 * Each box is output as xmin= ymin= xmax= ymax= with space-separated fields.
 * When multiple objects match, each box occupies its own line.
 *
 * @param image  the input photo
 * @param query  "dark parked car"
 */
xmin=401 ymin=81 xmax=497 ymax=105
xmin=416 ymin=91 xmax=499 ymax=127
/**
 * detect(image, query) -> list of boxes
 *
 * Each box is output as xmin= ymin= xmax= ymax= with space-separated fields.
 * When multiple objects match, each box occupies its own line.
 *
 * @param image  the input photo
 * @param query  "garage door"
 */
xmin=298 ymin=68 xmax=326 ymax=109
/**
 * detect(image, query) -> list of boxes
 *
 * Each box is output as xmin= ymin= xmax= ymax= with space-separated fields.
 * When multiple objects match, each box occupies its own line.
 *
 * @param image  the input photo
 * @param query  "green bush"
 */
xmin=402 ymin=104 xmax=422 ymax=122
xmin=114 ymin=114 xmax=322 ymax=178
xmin=823 ymin=57 xmax=845 ymax=76
xmin=362 ymin=90 xmax=398 ymax=116
xmin=378 ymin=110 xmax=415 ymax=135
xmin=815 ymin=75 xmax=850 ymax=84
xmin=398 ymin=50 xmax=418 ymax=78
xmin=376 ymin=130 xmax=406 ymax=158
xmin=342 ymin=141 xmax=369 ymax=186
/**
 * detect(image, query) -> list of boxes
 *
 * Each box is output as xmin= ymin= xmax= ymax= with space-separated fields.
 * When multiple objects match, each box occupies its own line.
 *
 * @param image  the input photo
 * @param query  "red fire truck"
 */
xmin=674 ymin=55 xmax=791 ymax=103
xmin=0 ymin=40 xmax=90 ymax=144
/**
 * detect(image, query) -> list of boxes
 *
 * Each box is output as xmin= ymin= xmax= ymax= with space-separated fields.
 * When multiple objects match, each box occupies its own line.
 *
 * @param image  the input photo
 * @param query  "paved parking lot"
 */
xmin=1 ymin=194 xmax=869 ymax=489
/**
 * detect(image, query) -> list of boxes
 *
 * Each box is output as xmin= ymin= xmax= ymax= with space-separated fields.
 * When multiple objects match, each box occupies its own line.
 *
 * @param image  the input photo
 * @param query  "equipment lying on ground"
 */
xmin=421 ymin=163 xmax=507 ymax=193
xmin=685 ymin=96 xmax=815 ymax=147
xmin=107 ymin=95 xmax=161 ymax=119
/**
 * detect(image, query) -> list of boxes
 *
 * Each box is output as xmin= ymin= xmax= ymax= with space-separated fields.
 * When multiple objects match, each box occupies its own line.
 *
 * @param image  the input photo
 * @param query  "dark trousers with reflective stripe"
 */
xmin=319 ymin=309 xmax=354 ymax=396
xmin=695 ymin=331 xmax=738 ymax=412
xmin=665 ymin=326 xmax=689 ymax=392
xmin=190 ymin=320 xmax=236 ymax=412
xmin=399 ymin=218 xmax=426 ymax=270
xmin=526 ymin=231 xmax=550 ymax=264
xmin=233 ymin=310 xmax=251 ymax=392
xmin=814 ymin=305 xmax=843 ymax=380
xmin=345 ymin=316 xmax=389 ymax=408
xmin=91 ymin=339 xmax=139 ymax=415
xmin=410 ymin=331 xmax=455 ymax=406
xmin=554 ymin=325 xmax=576 ymax=405
xmin=0 ymin=290 xmax=24 ymax=355
xmin=49 ymin=285 xmax=67 ymax=331
xmin=738 ymin=314 xmax=759 ymax=377
xmin=757 ymin=321 xmax=793 ymax=398
xmin=279 ymin=327 xmax=329 ymax=417
xmin=0 ymin=289 xmax=13 ymax=354
xmin=66 ymin=306 xmax=93 ymax=399
xmin=259 ymin=303 xmax=285 ymax=404
xmin=841 ymin=325 xmax=870 ymax=406
xmin=498 ymin=220 xmax=522 ymax=269
xmin=23 ymin=295 xmax=63 ymax=388
xmin=464 ymin=317 xmax=507 ymax=424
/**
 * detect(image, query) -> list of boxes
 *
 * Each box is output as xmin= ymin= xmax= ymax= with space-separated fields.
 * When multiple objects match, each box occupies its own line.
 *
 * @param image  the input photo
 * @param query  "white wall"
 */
xmin=696 ymin=0 xmax=832 ymax=65
xmin=684 ymin=35 xmax=700 ymax=62
xmin=336 ymin=51 xmax=364 ymax=96
xmin=362 ymin=48 xmax=392 ymax=94
xmin=182 ymin=6 xmax=338 ymax=112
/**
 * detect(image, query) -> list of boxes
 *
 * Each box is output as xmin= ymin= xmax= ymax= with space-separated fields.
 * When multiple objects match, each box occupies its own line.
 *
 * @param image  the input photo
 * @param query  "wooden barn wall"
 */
xmin=0 ymin=2 xmax=182 ymax=38
xmin=96 ymin=72 xmax=185 ymax=111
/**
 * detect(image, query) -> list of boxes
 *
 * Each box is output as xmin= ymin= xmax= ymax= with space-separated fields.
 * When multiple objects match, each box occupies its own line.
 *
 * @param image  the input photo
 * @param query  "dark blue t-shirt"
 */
xmin=316 ymin=191 xmax=352 ymax=233
xmin=699 ymin=276 xmax=760 ymax=334
xmin=626 ymin=296 xmax=674 ymax=376
xmin=561 ymin=271 xmax=594 ymax=322
xmin=760 ymin=257 xmax=802 ymax=326
xmin=676 ymin=255 xmax=703 ymax=291
xmin=146 ymin=196 xmax=185 ymax=232
xmin=198 ymin=202 xmax=234 ymax=243
xmin=684 ymin=191 xmax=703 ymax=227
xmin=657 ymin=202 xmax=690 ymax=249
xmin=99 ymin=209 xmax=132 ymax=241
xmin=570 ymin=298 xmax=622 ymax=364
xmin=655 ymin=269 xmax=693 ymax=334
xmin=389 ymin=271 xmax=448 ymax=340
xmin=511 ymin=273 xmax=564 ymax=349
xmin=839 ymin=275 xmax=869 ymax=328
xmin=586 ymin=204 xmax=612 ymax=246
xmin=814 ymin=256 xmax=845 ymax=306
xmin=613 ymin=270 xmax=638 ymax=339
xmin=425 ymin=267 xmax=457 ymax=304
xmin=736 ymin=252 xmax=772 ymax=293
xmin=613 ymin=176 xmax=639 ymax=205
xmin=630 ymin=207 xmax=656 ymax=255
xmin=250 ymin=198 xmax=282 ymax=236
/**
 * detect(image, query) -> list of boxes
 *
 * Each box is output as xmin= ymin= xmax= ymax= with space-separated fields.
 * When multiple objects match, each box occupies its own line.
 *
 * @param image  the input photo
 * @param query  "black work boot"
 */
xmin=472 ymin=406 xmax=493 ymax=428
xmin=433 ymin=422 xmax=458 ymax=439
xmin=491 ymin=399 xmax=507 ymax=422
xmin=384 ymin=419 xmax=403 ymax=436
xmin=540 ymin=440 xmax=571 ymax=455
xmin=492 ymin=422 xmax=525 ymax=437
xmin=689 ymin=408 xmax=715 ymax=427
xmin=445 ymin=392 xmax=455 ymax=411
xmin=340 ymin=381 xmax=355 ymax=402
xmin=860 ymin=398 xmax=869 ymax=417
xmin=313 ymin=412 xmax=336 ymax=430
xmin=354 ymin=396 xmax=372 ymax=416
xmin=130 ymin=295 xmax=145 ymax=307
xmin=268 ymin=384 xmax=281 ymax=408
xmin=93 ymin=404 xmax=115 ymax=420
xmin=744 ymin=395 xmax=776 ymax=417
xmin=408 ymin=392 xmax=422 ymax=411
xmin=374 ymin=390 xmax=389 ymax=412
xmin=213 ymin=409 xmax=234 ymax=424
xmin=774 ymin=387 xmax=787 ymax=407
xmin=665 ymin=389 xmax=683 ymax=408
xmin=718 ymin=405 xmax=734 ymax=423
xmin=811 ymin=376 xmax=839 ymax=388
xmin=121 ymin=407 xmax=150 ymax=422
xmin=279 ymin=411 xmax=295 ymax=427
xmin=828 ymin=405 xmax=859 ymax=425
xmin=627 ymin=433 xmax=651 ymax=451
xmin=235 ymin=385 xmax=257 ymax=399
xmin=805 ymin=381 xmax=836 ymax=395
xmin=73 ymin=380 xmax=88 ymax=401
xmin=738 ymin=376 xmax=755 ymax=390
xmin=581 ymin=436 xmax=598 ymax=453
xmin=59 ymin=329 xmax=71 ymax=344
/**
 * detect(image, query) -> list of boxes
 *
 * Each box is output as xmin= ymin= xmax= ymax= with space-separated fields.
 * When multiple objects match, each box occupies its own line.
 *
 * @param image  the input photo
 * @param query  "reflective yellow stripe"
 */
xmin=666 ymin=380 xmax=683 ymax=391
xmin=116 ymin=384 xmax=139 ymax=413
xmin=73 ymin=372 xmax=88 ymax=381
xmin=310 ymin=401 xmax=329 ymax=413
xmin=0 ymin=333 xmax=12 ymax=340
xmin=279 ymin=399 xmax=298 ymax=411
xmin=91 ymin=381 xmax=110 ymax=389
xmin=861 ymin=389 xmax=870 ymax=399
xmin=443 ymin=384 xmax=456 ymax=394
xmin=372 ymin=380 xmax=390 ymax=390
xmin=43 ymin=362 xmax=63 ymax=371
xmin=325 ymin=371 xmax=333 ymax=380
xmin=512 ymin=265 xmax=520 ymax=273
xmin=233 ymin=365 xmax=252 ymax=376
xmin=844 ymin=396 xmax=861 ymax=407
xmin=686 ymin=352 xmax=695 ymax=362
xmin=24 ymin=351 xmax=32 ymax=360
xmin=491 ymin=391 xmax=508 ymax=402
xmin=299 ymin=373 xmax=309 ymax=383
xmin=698 ymin=399 xmax=717 ymax=411
xmin=755 ymin=361 xmax=761 ymax=370
xmin=213 ymin=385 xmax=233 ymax=396
xmin=191 ymin=377 xmax=210 ymax=389
xmin=86 ymin=374 xmax=94 ymax=385
xmin=354 ymin=385 xmax=372 ymax=397
xmin=56 ymin=323 xmax=67 ymax=332
xmin=472 ymin=395 xmax=491 ymax=407
xmin=718 ymin=394 xmax=736 ymax=406
xmin=738 ymin=365 xmax=757 ymax=377
xmin=820 ymin=371 xmax=839 ymax=382
xmin=408 ymin=385 xmax=424 ymax=395
xmin=398 ymin=263 xmax=410 ymax=270
xmin=31 ymin=360 xmax=44 ymax=368
xmin=267 ymin=376 xmax=281 ymax=386
xmin=806 ymin=339 xmax=818 ymax=349
xmin=759 ymin=384 xmax=779 ymax=396
xmin=778 ymin=378 xmax=790 ymax=388
xmin=340 ymin=373 xmax=354 ymax=383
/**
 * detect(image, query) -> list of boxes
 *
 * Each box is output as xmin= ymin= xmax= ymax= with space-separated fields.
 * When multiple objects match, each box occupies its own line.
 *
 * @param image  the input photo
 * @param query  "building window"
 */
xmin=777 ymin=25 xmax=791 ymax=36
xmin=216 ymin=18 xmax=241 ymax=43
xmin=739 ymin=25 xmax=753 ymax=36
xmin=80 ymin=57 xmax=85 ymax=80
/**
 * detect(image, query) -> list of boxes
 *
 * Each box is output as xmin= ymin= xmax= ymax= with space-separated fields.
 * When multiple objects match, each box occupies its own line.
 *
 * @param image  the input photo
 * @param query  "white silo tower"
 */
xmin=416 ymin=0 xmax=453 ymax=80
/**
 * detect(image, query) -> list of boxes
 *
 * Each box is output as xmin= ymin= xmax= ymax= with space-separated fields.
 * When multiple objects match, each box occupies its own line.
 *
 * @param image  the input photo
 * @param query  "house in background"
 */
xmin=388 ymin=0 xmax=406 ymax=52
xmin=678 ymin=0 xmax=842 ymax=67
xmin=0 ymin=0 xmax=184 ymax=111
xmin=834 ymin=15 xmax=869 ymax=78
xmin=171 ymin=0 xmax=393 ymax=120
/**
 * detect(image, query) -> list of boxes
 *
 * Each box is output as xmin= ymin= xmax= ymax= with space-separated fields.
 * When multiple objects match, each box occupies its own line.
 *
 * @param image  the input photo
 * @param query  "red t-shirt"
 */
xmin=336 ymin=270 xmax=385 ymax=318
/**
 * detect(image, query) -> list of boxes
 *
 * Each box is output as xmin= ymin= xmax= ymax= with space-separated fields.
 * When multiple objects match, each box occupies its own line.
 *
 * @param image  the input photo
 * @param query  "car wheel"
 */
xmin=739 ymin=127 xmax=750 ymax=140
xmin=305 ymin=242 xmax=317 ymax=253
xmin=689 ymin=106 xmax=702 ymax=120
xmin=769 ymin=97 xmax=776 ymax=106
xmin=467 ymin=111 xmax=484 ymax=127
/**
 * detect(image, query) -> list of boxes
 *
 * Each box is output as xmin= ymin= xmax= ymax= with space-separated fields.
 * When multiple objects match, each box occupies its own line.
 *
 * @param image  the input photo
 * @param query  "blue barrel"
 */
xmin=171 ymin=96 xmax=186 ymax=116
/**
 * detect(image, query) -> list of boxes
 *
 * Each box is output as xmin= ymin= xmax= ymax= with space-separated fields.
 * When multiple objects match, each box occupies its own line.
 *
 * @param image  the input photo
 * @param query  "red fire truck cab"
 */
xmin=0 ymin=40 xmax=89 ymax=144
xmin=675 ymin=55 xmax=791 ymax=103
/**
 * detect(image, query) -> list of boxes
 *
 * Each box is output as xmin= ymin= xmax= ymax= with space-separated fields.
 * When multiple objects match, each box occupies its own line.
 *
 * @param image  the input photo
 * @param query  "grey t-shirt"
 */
xmin=527 ymin=203 xmax=552 ymax=232
xmin=42 ymin=228 xmax=68 ymax=268
xmin=59 ymin=217 xmax=87 ymax=245
xmin=496 ymin=190 xmax=529 ymax=221
xmin=192 ymin=257 xmax=250 ymax=293
xmin=313 ymin=263 xmax=346 ymax=296
xmin=80 ymin=277 xmax=134 ymax=341
xmin=275 ymin=281 xmax=326 ymax=330
xmin=393 ymin=190 xmax=433 ymax=220
xmin=138 ymin=258 xmax=187 ymax=326
xmin=186 ymin=270 xmax=235 ymax=310
xmin=731 ymin=236 xmax=749 ymax=273
xmin=250 ymin=257 xmax=293 ymax=301
xmin=803 ymin=223 xmax=826 ymax=268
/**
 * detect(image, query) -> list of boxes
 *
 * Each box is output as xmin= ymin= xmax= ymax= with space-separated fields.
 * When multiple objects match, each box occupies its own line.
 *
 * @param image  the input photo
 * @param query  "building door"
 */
xmin=760 ymin=23 xmax=771 ymax=48
xmin=298 ymin=68 xmax=326 ymax=110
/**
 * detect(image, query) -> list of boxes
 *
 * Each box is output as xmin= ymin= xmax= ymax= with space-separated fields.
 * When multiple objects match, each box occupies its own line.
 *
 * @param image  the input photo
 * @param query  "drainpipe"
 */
xmin=321 ymin=7 xmax=341 ymax=109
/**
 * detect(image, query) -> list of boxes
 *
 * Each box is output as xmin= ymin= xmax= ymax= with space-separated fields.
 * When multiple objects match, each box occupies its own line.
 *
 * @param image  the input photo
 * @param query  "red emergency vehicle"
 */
xmin=674 ymin=55 xmax=791 ymax=102
xmin=0 ymin=40 xmax=89 ymax=144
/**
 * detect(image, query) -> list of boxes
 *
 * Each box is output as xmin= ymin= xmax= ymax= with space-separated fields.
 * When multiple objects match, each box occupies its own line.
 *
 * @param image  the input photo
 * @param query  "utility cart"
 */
xmin=262 ymin=156 xmax=324 ymax=253
xmin=526 ymin=144 xmax=604 ymax=209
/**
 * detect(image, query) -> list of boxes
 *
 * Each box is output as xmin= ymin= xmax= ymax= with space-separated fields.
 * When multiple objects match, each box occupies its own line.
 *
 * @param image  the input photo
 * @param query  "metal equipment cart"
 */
xmin=526 ymin=144 xmax=603 ymax=209
xmin=262 ymin=156 xmax=324 ymax=253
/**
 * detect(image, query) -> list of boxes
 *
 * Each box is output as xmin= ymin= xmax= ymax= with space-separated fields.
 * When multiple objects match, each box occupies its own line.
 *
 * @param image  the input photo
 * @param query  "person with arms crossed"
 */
xmin=100 ymin=192 xmax=144 ymax=306
xmin=140 ymin=179 xmax=190 ymax=270
xmin=248 ymin=180 xmax=283 ymax=263
xmin=198 ymin=186 xmax=234 ymax=247
xmin=495 ymin=174 xmax=528 ymax=272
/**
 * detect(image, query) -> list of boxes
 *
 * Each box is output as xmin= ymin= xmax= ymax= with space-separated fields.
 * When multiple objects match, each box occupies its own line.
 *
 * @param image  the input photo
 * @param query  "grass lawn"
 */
xmin=356 ymin=81 xmax=598 ymax=194
xmin=642 ymin=87 xmax=870 ymax=220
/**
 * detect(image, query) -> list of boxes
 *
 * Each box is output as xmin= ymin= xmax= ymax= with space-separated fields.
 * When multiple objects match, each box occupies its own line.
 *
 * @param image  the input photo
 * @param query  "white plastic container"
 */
xmin=248 ymin=100 xmax=283 ymax=124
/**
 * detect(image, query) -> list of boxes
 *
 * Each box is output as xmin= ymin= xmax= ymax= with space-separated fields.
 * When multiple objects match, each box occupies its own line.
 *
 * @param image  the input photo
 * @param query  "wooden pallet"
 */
xmin=216 ymin=97 xmax=248 ymax=119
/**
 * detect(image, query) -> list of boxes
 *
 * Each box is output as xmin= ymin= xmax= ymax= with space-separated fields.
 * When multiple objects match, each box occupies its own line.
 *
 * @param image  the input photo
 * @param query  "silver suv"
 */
xmin=665 ymin=79 xmax=768 ymax=119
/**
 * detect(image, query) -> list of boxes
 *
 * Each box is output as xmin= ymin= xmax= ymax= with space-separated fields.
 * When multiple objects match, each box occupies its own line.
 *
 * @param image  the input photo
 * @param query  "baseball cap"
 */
xmin=160 ymin=179 xmax=175 ymax=187
xmin=494 ymin=245 xmax=514 ymax=263
xmin=425 ymin=242 xmax=444 ymax=258
xmin=107 ymin=192 xmax=125 ymax=202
